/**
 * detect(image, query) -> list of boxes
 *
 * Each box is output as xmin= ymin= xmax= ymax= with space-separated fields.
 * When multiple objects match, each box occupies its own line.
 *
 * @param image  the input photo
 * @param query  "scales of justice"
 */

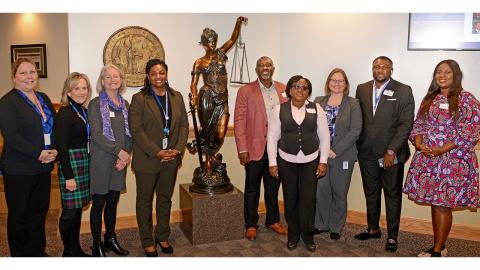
xmin=187 ymin=16 xmax=250 ymax=195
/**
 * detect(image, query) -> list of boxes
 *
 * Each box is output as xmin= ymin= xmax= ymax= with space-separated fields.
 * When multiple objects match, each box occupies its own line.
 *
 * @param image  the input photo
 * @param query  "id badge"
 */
xmin=44 ymin=133 xmax=51 ymax=146
xmin=109 ymin=111 xmax=115 ymax=118
xmin=162 ymin=138 xmax=168 ymax=149
xmin=343 ymin=161 xmax=349 ymax=170
xmin=439 ymin=103 xmax=449 ymax=110
xmin=87 ymin=140 xmax=90 ymax=154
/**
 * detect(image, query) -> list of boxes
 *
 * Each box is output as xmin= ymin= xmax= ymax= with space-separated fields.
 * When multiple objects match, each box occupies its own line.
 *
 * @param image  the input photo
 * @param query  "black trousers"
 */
xmin=278 ymin=157 xmax=318 ymax=245
xmin=244 ymin=149 xmax=281 ymax=229
xmin=59 ymin=208 xmax=83 ymax=254
xmin=358 ymin=158 xmax=404 ymax=238
xmin=3 ymin=172 xmax=51 ymax=257
xmin=90 ymin=191 xmax=120 ymax=242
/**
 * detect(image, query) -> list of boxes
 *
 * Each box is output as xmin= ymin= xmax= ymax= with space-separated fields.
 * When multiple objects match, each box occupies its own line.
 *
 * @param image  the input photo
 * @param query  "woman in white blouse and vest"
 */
xmin=267 ymin=75 xmax=330 ymax=252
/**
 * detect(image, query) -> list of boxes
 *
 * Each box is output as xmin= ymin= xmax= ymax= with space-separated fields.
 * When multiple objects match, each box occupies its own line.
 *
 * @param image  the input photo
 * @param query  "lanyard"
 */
xmin=152 ymin=90 xmax=170 ymax=137
xmin=372 ymin=79 xmax=390 ymax=114
xmin=69 ymin=102 xmax=90 ymax=138
xmin=17 ymin=90 xmax=53 ymax=134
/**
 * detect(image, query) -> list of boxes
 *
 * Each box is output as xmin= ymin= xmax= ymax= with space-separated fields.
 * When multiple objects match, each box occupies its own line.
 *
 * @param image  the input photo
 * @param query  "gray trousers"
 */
xmin=134 ymin=164 xmax=178 ymax=248
xmin=315 ymin=159 xmax=355 ymax=234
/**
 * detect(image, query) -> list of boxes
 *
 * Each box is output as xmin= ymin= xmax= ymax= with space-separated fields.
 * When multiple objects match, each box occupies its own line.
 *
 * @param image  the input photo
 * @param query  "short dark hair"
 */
xmin=372 ymin=56 xmax=393 ymax=66
xmin=285 ymin=75 xmax=312 ymax=98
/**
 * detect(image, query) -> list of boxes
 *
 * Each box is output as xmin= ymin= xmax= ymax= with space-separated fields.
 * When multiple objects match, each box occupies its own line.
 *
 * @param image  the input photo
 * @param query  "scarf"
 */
xmin=99 ymin=90 xmax=131 ymax=141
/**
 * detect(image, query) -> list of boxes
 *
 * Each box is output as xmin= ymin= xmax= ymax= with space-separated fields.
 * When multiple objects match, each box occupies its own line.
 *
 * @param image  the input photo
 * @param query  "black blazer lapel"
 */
xmin=374 ymin=80 xmax=394 ymax=119
xmin=362 ymin=81 xmax=374 ymax=121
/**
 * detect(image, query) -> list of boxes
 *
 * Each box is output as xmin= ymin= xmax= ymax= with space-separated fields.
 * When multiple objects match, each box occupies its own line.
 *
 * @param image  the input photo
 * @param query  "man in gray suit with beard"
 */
xmin=354 ymin=56 xmax=414 ymax=252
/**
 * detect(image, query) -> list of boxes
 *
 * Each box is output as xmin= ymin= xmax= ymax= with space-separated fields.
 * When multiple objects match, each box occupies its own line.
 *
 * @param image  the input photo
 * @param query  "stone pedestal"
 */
xmin=179 ymin=183 xmax=244 ymax=245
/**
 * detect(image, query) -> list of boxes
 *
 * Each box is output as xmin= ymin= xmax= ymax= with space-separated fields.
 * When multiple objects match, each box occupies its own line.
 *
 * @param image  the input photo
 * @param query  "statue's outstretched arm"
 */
xmin=219 ymin=16 xmax=248 ymax=54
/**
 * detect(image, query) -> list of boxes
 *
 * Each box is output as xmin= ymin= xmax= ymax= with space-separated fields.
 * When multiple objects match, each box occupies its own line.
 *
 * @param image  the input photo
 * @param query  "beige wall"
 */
xmin=0 ymin=13 xmax=69 ymax=101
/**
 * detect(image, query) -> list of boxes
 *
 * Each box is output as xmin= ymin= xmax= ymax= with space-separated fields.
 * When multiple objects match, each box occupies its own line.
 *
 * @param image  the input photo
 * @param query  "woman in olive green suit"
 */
xmin=129 ymin=59 xmax=189 ymax=257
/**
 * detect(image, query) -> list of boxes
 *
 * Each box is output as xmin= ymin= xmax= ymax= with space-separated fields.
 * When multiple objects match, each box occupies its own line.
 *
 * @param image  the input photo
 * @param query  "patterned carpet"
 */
xmin=1 ymin=215 xmax=479 ymax=257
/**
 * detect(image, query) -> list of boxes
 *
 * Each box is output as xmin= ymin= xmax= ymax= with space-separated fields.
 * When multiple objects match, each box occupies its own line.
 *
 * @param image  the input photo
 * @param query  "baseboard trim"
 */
xmin=80 ymin=201 xmax=479 ymax=242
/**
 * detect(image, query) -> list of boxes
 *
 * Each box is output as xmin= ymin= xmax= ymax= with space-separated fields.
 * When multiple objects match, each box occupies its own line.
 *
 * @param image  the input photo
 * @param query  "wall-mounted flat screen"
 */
xmin=408 ymin=13 xmax=480 ymax=51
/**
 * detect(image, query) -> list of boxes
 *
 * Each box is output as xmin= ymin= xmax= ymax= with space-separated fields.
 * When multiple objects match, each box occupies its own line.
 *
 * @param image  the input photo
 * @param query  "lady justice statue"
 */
xmin=188 ymin=16 xmax=248 ymax=194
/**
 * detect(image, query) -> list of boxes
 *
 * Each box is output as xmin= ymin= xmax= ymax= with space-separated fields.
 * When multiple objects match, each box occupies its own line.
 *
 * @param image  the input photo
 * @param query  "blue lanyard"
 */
xmin=17 ymin=90 xmax=53 ymax=135
xmin=372 ymin=79 xmax=390 ymax=113
xmin=69 ymin=102 xmax=90 ymax=138
xmin=151 ymin=89 xmax=170 ymax=137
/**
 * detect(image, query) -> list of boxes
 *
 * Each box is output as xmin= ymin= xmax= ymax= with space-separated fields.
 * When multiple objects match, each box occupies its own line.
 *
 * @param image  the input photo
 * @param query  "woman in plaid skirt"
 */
xmin=55 ymin=72 xmax=93 ymax=256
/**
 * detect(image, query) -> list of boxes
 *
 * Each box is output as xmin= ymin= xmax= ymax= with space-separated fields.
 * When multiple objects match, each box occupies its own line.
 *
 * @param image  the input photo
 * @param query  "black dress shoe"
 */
xmin=313 ymin=228 xmax=330 ymax=235
xmin=104 ymin=234 xmax=129 ymax=256
xmin=330 ymin=232 xmax=341 ymax=240
xmin=305 ymin=243 xmax=316 ymax=252
xmin=157 ymin=240 xmax=174 ymax=254
xmin=385 ymin=237 xmax=398 ymax=252
xmin=417 ymin=245 xmax=448 ymax=257
xmin=354 ymin=229 xmax=382 ymax=240
xmin=286 ymin=241 xmax=298 ymax=250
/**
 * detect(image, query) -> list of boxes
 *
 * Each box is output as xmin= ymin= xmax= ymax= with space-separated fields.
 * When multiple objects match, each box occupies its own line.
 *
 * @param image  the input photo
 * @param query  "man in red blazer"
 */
xmin=234 ymin=56 xmax=289 ymax=240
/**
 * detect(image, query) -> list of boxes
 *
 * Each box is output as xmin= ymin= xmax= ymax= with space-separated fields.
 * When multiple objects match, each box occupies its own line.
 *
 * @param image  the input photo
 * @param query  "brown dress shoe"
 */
xmin=268 ymin=222 xmax=288 ymax=234
xmin=245 ymin=227 xmax=257 ymax=240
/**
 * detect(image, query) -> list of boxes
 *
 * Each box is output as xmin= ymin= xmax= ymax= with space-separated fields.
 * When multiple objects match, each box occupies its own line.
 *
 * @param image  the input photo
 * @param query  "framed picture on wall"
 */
xmin=10 ymin=44 xmax=48 ymax=78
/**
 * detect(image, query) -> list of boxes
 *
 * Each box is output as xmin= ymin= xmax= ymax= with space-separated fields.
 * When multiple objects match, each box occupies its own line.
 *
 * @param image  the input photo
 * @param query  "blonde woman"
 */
xmin=88 ymin=64 xmax=132 ymax=256
xmin=55 ymin=72 xmax=93 ymax=256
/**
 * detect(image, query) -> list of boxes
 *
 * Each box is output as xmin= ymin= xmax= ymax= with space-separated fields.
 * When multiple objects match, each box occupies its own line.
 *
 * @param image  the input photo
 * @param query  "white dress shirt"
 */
xmin=267 ymin=100 xmax=330 ymax=166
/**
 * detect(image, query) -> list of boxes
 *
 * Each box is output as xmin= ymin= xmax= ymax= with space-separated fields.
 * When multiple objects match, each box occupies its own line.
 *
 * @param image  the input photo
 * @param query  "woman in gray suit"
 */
xmin=129 ymin=59 xmax=189 ymax=256
xmin=88 ymin=64 xmax=132 ymax=256
xmin=313 ymin=68 xmax=362 ymax=240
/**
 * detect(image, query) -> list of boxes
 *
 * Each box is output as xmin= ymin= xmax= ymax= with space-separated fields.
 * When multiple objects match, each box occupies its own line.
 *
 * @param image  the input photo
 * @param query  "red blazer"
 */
xmin=234 ymin=79 xmax=288 ymax=161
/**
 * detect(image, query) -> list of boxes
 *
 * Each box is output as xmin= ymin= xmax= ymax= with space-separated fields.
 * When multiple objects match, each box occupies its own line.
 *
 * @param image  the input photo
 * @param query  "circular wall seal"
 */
xmin=103 ymin=26 xmax=165 ymax=87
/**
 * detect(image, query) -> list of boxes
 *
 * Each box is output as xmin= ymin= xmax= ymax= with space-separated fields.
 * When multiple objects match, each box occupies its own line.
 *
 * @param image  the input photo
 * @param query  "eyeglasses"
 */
xmin=292 ymin=84 xmax=309 ymax=91
xmin=373 ymin=65 xmax=391 ymax=70
xmin=329 ymin=79 xmax=345 ymax=85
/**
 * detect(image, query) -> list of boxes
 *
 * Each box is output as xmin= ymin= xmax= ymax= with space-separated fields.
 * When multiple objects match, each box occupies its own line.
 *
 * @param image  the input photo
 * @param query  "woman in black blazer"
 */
xmin=0 ymin=58 xmax=58 ymax=256
xmin=313 ymin=68 xmax=362 ymax=240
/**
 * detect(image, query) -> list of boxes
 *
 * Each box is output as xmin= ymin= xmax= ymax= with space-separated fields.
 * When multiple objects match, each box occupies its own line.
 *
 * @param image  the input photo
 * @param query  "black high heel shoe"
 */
xmin=156 ymin=240 xmax=173 ymax=254
xmin=104 ymin=234 xmax=129 ymax=256
xmin=144 ymin=246 xmax=158 ymax=257
xmin=91 ymin=241 xmax=107 ymax=257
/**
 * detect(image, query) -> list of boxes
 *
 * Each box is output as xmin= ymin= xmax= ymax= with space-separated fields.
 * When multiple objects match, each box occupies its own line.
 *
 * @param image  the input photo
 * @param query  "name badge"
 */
xmin=44 ymin=133 xmax=51 ymax=146
xmin=281 ymin=92 xmax=287 ymax=98
xmin=306 ymin=108 xmax=316 ymax=114
xmin=383 ymin=90 xmax=394 ymax=97
xmin=439 ymin=103 xmax=449 ymax=110
xmin=109 ymin=111 xmax=115 ymax=118
xmin=162 ymin=138 xmax=168 ymax=149
xmin=343 ymin=161 xmax=349 ymax=170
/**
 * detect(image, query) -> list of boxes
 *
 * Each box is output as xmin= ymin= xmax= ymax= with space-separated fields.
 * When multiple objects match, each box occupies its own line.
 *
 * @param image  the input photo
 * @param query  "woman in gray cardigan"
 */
xmin=88 ymin=64 xmax=132 ymax=256
xmin=313 ymin=68 xmax=362 ymax=240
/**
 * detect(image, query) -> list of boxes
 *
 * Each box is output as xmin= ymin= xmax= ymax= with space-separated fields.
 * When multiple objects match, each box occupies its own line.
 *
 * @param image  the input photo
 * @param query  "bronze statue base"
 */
xmin=189 ymin=166 xmax=233 ymax=195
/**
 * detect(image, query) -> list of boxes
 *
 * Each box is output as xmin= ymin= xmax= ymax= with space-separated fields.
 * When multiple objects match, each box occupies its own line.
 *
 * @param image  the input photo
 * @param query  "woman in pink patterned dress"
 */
xmin=403 ymin=59 xmax=480 ymax=257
